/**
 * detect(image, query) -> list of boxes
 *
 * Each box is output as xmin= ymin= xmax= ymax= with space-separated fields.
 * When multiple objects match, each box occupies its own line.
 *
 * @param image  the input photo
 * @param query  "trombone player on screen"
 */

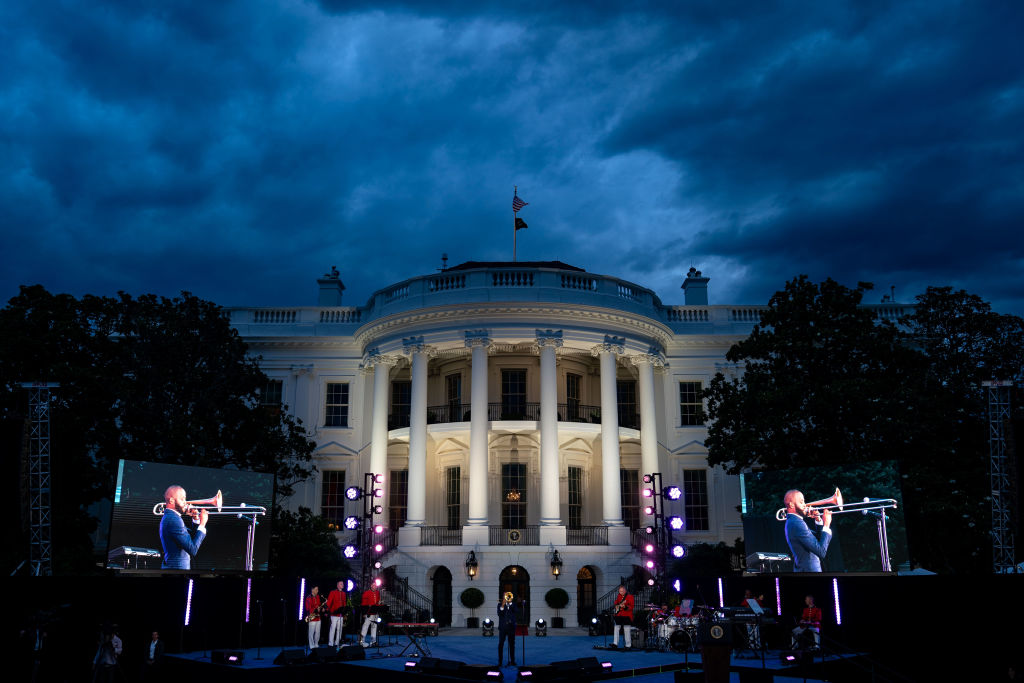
xmin=783 ymin=489 xmax=833 ymax=572
xmin=159 ymin=485 xmax=209 ymax=570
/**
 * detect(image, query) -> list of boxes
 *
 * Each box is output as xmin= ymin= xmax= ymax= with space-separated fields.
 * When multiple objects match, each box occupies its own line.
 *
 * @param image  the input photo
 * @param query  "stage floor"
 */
xmin=171 ymin=627 xmax=848 ymax=682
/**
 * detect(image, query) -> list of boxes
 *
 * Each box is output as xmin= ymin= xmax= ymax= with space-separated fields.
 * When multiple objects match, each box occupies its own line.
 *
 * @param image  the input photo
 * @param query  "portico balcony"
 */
xmin=388 ymin=403 xmax=638 ymax=430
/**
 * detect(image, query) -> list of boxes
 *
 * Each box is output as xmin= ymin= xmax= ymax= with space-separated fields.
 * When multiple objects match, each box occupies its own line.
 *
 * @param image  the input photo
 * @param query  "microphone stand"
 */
xmin=279 ymin=599 xmax=288 ymax=657
xmin=255 ymin=600 xmax=264 ymax=660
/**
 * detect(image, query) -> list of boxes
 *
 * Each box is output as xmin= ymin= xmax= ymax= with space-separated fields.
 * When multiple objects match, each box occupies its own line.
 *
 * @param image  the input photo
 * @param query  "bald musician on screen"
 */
xmin=783 ymin=489 xmax=832 ymax=573
xmin=159 ymin=485 xmax=208 ymax=570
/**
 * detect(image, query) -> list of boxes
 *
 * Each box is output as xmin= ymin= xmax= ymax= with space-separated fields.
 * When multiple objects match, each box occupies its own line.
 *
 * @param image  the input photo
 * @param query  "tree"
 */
xmin=703 ymin=276 xmax=1024 ymax=574
xmin=0 ymin=285 xmax=318 ymax=574
xmin=270 ymin=507 xmax=350 ymax=577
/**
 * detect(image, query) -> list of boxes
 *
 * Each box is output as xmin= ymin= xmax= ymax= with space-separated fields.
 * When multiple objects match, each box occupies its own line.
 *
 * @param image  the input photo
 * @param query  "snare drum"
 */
xmin=666 ymin=616 xmax=679 ymax=628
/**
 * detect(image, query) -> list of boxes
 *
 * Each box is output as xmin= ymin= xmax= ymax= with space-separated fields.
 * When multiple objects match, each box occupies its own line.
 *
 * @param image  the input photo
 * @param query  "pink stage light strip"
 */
xmin=832 ymin=578 xmax=842 ymax=625
xmin=298 ymin=578 xmax=306 ymax=621
xmin=185 ymin=579 xmax=194 ymax=626
xmin=775 ymin=577 xmax=782 ymax=616
xmin=245 ymin=578 xmax=252 ymax=623
xmin=717 ymin=578 xmax=724 ymax=607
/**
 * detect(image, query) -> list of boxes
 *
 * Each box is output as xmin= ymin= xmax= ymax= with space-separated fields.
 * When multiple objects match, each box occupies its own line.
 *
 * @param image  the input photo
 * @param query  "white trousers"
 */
xmin=612 ymin=624 xmax=632 ymax=648
xmin=360 ymin=615 xmax=378 ymax=645
xmin=307 ymin=619 xmax=321 ymax=649
xmin=329 ymin=615 xmax=344 ymax=646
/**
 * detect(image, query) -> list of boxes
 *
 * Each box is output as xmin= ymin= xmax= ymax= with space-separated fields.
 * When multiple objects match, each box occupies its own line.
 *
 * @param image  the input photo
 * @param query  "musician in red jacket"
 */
xmin=791 ymin=594 xmax=822 ymax=649
xmin=359 ymin=582 xmax=382 ymax=647
xmin=611 ymin=585 xmax=634 ymax=649
xmin=326 ymin=581 xmax=348 ymax=648
xmin=305 ymin=586 xmax=324 ymax=650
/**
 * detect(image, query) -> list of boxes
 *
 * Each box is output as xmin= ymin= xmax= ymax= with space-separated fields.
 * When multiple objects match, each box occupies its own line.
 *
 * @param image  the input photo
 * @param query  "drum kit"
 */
xmin=646 ymin=604 xmax=699 ymax=653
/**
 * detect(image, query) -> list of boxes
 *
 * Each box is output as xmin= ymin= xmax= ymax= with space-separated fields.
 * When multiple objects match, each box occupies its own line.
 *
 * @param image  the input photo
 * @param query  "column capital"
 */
xmin=629 ymin=349 xmax=666 ymax=369
xmin=402 ymin=336 xmax=438 ymax=358
xmin=465 ymin=330 xmax=494 ymax=350
xmin=590 ymin=335 xmax=626 ymax=357
xmin=533 ymin=329 xmax=564 ymax=353
xmin=363 ymin=349 xmax=402 ymax=369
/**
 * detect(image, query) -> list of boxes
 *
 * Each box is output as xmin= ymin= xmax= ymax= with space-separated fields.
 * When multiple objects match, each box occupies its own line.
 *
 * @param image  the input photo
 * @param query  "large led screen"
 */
xmin=107 ymin=460 xmax=273 ymax=572
xmin=741 ymin=460 xmax=909 ymax=573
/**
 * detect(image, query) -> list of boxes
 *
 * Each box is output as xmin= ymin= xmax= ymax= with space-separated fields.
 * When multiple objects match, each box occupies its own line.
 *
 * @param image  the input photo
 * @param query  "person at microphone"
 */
xmin=305 ymin=585 xmax=324 ymax=650
xmin=359 ymin=581 xmax=382 ymax=648
xmin=326 ymin=580 xmax=348 ymax=648
xmin=159 ymin=485 xmax=208 ymax=570
xmin=497 ymin=591 xmax=518 ymax=667
xmin=783 ymin=489 xmax=833 ymax=572
xmin=610 ymin=585 xmax=634 ymax=649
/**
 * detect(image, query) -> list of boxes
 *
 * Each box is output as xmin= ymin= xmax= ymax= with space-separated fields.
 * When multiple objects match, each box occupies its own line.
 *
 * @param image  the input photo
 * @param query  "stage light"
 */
xmin=184 ymin=578 xmax=194 ymax=626
xmin=373 ymin=560 xmax=383 ymax=569
xmin=672 ymin=579 xmax=681 ymax=592
xmin=717 ymin=578 xmax=724 ymax=607
xmin=643 ymin=505 xmax=655 ymax=516
xmin=374 ymin=577 xmax=383 ymax=587
xmin=647 ymin=578 xmax=655 ymax=586
xmin=645 ymin=543 xmax=656 ymax=553
xmin=644 ymin=525 xmax=655 ymax=535
xmin=374 ymin=473 xmax=385 ymax=484
xmin=602 ymin=662 xmax=613 ymax=670
xmin=668 ymin=516 xmax=684 ymax=530
xmin=373 ymin=524 xmax=384 ymax=534
xmin=374 ymin=542 xmax=384 ymax=553
xmin=588 ymin=616 xmax=600 ymax=636
xmin=373 ymin=504 xmax=384 ymax=514
xmin=665 ymin=486 xmax=682 ymax=500
xmin=376 ymin=616 xmax=383 ymax=623
xmin=643 ymin=474 xmax=653 ymax=483
xmin=298 ymin=578 xmax=306 ymax=621
xmin=833 ymin=577 xmax=842 ymax=625
xmin=373 ymin=488 xmax=384 ymax=498
xmin=343 ymin=544 xmax=358 ymax=559
xmin=486 ymin=669 xmax=503 ymax=680
xmin=245 ymin=577 xmax=252 ymax=623
xmin=535 ymin=619 xmax=547 ymax=636
xmin=405 ymin=661 xmax=418 ymax=671
xmin=775 ymin=577 xmax=782 ymax=616
xmin=645 ymin=560 xmax=655 ymax=569
xmin=482 ymin=618 xmax=494 ymax=636
xmin=642 ymin=488 xmax=653 ymax=498
xmin=345 ymin=486 xmax=362 ymax=500
xmin=344 ymin=516 xmax=360 ymax=530
xmin=345 ymin=579 xmax=356 ymax=592
xmin=671 ymin=544 xmax=686 ymax=558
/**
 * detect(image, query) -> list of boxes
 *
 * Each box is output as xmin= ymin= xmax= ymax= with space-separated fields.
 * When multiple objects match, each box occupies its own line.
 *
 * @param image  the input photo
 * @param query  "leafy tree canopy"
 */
xmin=0 ymin=285 xmax=317 ymax=574
xmin=270 ymin=506 xmax=350 ymax=578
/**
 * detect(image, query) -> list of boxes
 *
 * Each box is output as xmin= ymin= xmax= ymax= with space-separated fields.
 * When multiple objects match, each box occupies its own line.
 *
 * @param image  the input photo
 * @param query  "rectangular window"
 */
xmin=446 ymin=466 xmax=461 ymax=530
xmin=568 ymin=466 xmax=583 ymax=529
xmin=321 ymin=470 xmax=346 ymax=526
xmin=502 ymin=463 xmax=527 ymax=528
xmin=617 ymin=380 xmax=637 ymax=429
xmin=620 ymin=469 xmax=640 ymax=530
xmin=446 ymin=374 xmax=462 ymax=421
xmin=325 ymin=382 xmax=349 ymax=427
xmin=501 ymin=369 xmax=527 ymax=418
xmin=566 ymin=373 xmax=582 ymax=421
xmin=261 ymin=379 xmax=283 ymax=407
xmin=389 ymin=469 xmax=409 ymax=532
xmin=679 ymin=381 xmax=704 ymax=426
xmin=391 ymin=380 xmax=411 ymax=428
xmin=683 ymin=469 xmax=709 ymax=531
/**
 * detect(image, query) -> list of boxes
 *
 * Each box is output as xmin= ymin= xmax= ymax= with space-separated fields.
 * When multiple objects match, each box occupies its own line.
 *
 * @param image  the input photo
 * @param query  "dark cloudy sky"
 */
xmin=2 ymin=1 xmax=1022 ymax=314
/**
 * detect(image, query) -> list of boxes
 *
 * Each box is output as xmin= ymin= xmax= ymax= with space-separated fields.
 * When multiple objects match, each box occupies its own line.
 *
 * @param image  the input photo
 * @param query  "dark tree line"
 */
xmin=704 ymin=278 xmax=1024 ymax=574
xmin=0 ymin=285 xmax=345 ymax=575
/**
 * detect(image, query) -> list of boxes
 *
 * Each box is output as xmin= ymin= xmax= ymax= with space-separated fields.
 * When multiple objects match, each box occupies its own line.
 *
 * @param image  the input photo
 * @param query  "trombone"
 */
xmin=152 ymin=490 xmax=267 ymax=517
xmin=774 ymin=488 xmax=897 ymax=522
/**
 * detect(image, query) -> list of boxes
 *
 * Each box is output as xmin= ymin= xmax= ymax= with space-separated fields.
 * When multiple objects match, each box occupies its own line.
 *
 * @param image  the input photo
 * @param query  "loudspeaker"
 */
xmin=211 ymin=649 xmax=244 ymax=665
xmin=339 ymin=644 xmax=365 ymax=660
xmin=273 ymin=648 xmax=307 ymax=665
xmin=308 ymin=648 xmax=340 ymax=663
xmin=576 ymin=657 xmax=603 ymax=676
xmin=738 ymin=668 xmax=774 ymax=682
xmin=552 ymin=659 xmax=580 ymax=672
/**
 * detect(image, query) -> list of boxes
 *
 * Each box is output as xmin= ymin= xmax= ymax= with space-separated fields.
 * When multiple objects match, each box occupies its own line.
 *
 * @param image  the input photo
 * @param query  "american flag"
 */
xmin=512 ymin=194 xmax=528 ymax=212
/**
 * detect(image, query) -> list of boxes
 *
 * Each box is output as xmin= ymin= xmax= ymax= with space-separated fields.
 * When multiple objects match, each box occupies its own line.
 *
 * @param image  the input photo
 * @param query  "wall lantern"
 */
xmin=550 ymin=550 xmax=563 ymax=579
xmin=466 ymin=550 xmax=478 ymax=579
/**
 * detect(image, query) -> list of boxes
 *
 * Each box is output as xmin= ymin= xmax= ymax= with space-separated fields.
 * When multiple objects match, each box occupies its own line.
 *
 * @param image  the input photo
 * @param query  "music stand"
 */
xmin=515 ymin=623 xmax=529 ymax=666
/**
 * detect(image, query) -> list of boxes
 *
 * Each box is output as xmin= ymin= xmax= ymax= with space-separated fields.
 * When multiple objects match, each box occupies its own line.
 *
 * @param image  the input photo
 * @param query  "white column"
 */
xmin=632 ymin=352 xmax=664 ymax=523
xmin=466 ymin=332 xmax=491 ymax=527
xmin=367 ymin=353 xmax=399 ymax=480
xmin=404 ymin=339 xmax=433 ymax=527
xmin=537 ymin=331 xmax=562 ymax=526
xmin=593 ymin=340 xmax=625 ymax=526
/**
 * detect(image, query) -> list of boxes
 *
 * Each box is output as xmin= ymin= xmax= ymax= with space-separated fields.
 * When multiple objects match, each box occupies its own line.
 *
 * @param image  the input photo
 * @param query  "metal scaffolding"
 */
xmin=22 ymin=382 xmax=59 ymax=577
xmin=984 ymin=380 xmax=1017 ymax=574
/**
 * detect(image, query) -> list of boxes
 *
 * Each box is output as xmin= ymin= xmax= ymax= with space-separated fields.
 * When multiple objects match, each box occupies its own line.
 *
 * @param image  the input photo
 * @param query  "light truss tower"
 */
xmin=984 ymin=380 xmax=1016 ymax=574
xmin=22 ymin=382 xmax=59 ymax=577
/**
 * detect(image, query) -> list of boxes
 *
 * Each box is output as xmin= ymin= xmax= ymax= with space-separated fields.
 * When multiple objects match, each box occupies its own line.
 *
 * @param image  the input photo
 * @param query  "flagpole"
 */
xmin=513 ymin=185 xmax=518 ymax=262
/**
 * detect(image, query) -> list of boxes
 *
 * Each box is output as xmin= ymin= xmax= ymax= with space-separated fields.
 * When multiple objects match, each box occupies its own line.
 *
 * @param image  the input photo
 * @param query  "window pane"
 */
xmin=617 ymin=380 xmax=637 ymax=429
xmin=566 ymin=374 xmax=581 ymax=421
xmin=620 ymin=469 xmax=640 ymax=530
xmin=568 ymin=466 xmax=583 ymax=529
xmin=325 ymin=382 xmax=349 ymax=427
xmin=391 ymin=380 xmax=411 ymax=428
xmin=321 ymin=470 xmax=345 ymax=525
xmin=446 ymin=466 xmax=461 ymax=529
xmin=389 ymin=470 xmax=409 ymax=532
xmin=502 ymin=463 xmax=527 ymax=528
xmin=679 ymin=381 xmax=704 ymax=426
xmin=683 ymin=469 xmax=709 ymax=531
xmin=501 ymin=370 xmax=527 ymax=417
xmin=261 ymin=379 xmax=283 ymax=407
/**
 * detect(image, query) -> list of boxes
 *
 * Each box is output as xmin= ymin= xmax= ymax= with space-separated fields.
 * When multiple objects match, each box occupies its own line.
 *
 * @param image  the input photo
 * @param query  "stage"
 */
xmin=165 ymin=628 xmax=856 ymax=682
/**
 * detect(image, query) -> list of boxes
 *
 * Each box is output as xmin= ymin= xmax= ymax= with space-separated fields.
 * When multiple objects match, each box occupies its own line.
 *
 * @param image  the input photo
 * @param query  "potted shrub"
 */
xmin=461 ymin=587 xmax=485 ymax=628
xmin=544 ymin=588 xmax=569 ymax=628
